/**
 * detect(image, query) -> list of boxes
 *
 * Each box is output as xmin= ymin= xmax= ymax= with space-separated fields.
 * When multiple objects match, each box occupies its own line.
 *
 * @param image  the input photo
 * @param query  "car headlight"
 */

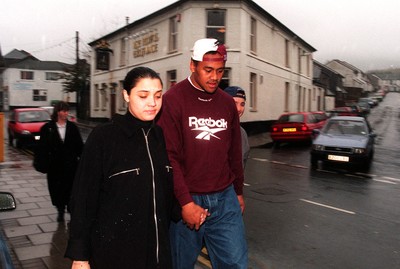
xmin=313 ymin=144 xmax=324 ymax=151
xmin=354 ymin=148 xmax=365 ymax=154
xmin=21 ymin=130 xmax=31 ymax=135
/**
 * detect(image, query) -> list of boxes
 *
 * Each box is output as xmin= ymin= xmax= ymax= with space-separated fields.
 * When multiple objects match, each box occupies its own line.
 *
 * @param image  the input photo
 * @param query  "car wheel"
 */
xmin=310 ymin=155 xmax=318 ymax=170
xmin=8 ymin=132 xmax=14 ymax=147
xmin=16 ymin=138 xmax=23 ymax=149
xmin=272 ymin=141 xmax=280 ymax=148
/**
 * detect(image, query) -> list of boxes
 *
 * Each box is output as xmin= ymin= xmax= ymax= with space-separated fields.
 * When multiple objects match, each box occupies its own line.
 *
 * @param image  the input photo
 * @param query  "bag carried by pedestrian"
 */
xmin=33 ymin=146 xmax=50 ymax=173
xmin=33 ymin=125 xmax=53 ymax=174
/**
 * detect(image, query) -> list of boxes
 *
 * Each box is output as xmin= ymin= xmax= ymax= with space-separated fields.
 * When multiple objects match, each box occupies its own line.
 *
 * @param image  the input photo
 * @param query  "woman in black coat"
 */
xmin=37 ymin=101 xmax=83 ymax=221
xmin=65 ymin=67 xmax=174 ymax=269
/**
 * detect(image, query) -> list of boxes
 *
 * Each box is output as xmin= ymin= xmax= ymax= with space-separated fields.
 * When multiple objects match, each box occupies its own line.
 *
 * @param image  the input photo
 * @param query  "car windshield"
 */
xmin=324 ymin=120 xmax=367 ymax=135
xmin=18 ymin=111 xmax=50 ymax=123
xmin=278 ymin=114 xmax=304 ymax=123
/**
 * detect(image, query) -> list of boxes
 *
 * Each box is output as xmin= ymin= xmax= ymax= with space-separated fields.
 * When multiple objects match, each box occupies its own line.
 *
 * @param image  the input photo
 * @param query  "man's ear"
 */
xmin=190 ymin=59 xmax=196 ymax=73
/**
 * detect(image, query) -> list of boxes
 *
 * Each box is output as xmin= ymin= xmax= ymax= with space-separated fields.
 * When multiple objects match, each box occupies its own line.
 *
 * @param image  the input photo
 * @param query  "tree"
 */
xmin=63 ymin=59 xmax=90 ymax=119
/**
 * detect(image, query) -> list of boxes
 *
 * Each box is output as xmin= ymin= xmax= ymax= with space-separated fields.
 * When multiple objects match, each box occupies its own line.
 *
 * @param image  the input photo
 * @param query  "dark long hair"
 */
xmin=51 ymin=101 xmax=69 ymax=121
xmin=123 ymin=66 xmax=163 ymax=94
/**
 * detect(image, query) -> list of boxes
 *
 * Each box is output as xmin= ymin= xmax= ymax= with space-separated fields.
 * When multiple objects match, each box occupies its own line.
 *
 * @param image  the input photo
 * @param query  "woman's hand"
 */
xmin=71 ymin=261 xmax=90 ymax=269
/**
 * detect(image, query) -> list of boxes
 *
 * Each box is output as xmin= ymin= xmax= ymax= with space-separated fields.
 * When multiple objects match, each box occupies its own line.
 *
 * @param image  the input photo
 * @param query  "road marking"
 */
xmin=252 ymin=157 xmax=269 ymax=162
xmin=381 ymin=176 xmax=400 ymax=182
xmin=373 ymin=179 xmax=397 ymax=185
xmin=300 ymin=199 xmax=356 ymax=215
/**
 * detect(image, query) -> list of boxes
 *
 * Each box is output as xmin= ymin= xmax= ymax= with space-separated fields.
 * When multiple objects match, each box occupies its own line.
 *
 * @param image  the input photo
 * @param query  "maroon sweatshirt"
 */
xmin=157 ymin=78 xmax=244 ymax=206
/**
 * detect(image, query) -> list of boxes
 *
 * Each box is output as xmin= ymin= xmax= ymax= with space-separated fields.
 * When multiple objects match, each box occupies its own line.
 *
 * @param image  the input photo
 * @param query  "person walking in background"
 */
xmin=224 ymin=86 xmax=250 ymax=168
xmin=157 ymin=38 xmax=248 ymax=269
xmin=65 ymin=67 xmax=174 ymax=269
xmin=36 ymin=101 xmax=83 ymax=222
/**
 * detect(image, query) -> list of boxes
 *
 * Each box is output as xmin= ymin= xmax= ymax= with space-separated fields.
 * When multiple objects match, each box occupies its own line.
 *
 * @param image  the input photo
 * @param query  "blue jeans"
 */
xmin=170 ymin=185 xmax=248 ymax=269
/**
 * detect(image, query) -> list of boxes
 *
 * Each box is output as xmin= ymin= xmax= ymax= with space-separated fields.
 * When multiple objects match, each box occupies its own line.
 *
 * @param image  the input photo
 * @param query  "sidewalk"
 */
xmin=0 ymin=127 xmax=271 ymax=269
xmin=0 ymin=144 xmax=71 ymax=269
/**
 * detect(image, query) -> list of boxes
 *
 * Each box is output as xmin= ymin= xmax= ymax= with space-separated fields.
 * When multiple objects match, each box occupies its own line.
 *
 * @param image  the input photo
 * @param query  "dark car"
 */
xmin=310 ymin=116 xmax=376 ymax=170
xmin=270 ymin=111 xmax=328 ymax=145
xmin=7 ymin=108 xmax=50 ymax=148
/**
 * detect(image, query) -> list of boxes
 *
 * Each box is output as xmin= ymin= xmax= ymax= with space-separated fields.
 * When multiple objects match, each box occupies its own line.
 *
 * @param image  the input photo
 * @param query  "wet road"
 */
xmin=243 ymin=92 xmax=400 ymax=268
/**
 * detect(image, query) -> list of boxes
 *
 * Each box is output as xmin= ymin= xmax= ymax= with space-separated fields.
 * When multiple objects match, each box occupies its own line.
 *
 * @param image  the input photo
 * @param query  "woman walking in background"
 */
xmin=36 ymin=101 xmax=84 ymax=222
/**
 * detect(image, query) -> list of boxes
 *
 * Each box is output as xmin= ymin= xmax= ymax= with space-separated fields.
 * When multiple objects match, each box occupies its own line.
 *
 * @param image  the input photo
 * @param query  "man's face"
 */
xmin=190 ymin=53 xmax=225 ymax=94
xmin=233 ymin=97 xmax=246 ymax=118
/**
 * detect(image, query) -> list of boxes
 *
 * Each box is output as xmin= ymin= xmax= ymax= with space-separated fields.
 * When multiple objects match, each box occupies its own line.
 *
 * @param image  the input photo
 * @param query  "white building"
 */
xmin=88 ymin=0 xmax=323 ymax=123
xmin=0 ymin=49 xmax=75 ymax=111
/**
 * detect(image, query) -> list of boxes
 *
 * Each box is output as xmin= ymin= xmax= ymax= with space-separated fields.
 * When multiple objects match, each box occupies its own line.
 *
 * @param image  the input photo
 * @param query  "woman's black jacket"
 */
xmin=65 ymin=112 xmax=174 ymax=269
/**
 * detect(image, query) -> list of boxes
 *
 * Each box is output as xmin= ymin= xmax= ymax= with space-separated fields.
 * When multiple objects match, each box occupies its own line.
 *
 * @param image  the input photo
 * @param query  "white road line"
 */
xmin=381 ymin=176 xmax=400 ymax=182
xmin=252 ymin=158 xmax=269 ymax=162
xmin=373 ymin=179 xmax=397 ymax=185
xmin=300 ymin=199 xmax=356 ymax=215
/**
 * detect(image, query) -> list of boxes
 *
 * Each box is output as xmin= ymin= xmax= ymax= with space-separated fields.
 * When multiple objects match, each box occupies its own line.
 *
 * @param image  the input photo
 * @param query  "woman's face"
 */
xmin=123 ymin=78 xmax=163 ymax=121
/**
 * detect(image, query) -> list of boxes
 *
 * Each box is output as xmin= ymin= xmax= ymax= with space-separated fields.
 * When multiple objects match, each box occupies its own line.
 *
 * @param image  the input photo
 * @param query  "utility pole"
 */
xmin=75 ymin=31 xmax=80 ymax=117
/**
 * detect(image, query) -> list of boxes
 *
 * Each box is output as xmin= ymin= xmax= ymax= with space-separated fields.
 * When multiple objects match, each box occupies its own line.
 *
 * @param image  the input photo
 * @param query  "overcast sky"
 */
xmin=1 ymin=0 xmax=399 ymax=72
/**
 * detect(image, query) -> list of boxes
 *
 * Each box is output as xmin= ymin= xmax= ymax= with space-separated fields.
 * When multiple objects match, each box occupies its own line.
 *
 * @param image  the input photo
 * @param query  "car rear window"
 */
xmin=278 ymin=114 xmax=304 ymax=123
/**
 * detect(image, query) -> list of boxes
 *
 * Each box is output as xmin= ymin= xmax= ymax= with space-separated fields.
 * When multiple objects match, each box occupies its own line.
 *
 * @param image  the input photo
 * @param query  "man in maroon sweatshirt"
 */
xmin=157 ymin=38 xmax=248 ymax=269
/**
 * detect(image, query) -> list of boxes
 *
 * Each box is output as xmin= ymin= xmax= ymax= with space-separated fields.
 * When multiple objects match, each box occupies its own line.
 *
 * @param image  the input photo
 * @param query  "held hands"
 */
xmin=237 ymin=194 xmax=245 ymax=214
xmin=181 ymin=202 xmax=210 ymax=230
xmin=71 ymin=261 xmax=90 ymax=269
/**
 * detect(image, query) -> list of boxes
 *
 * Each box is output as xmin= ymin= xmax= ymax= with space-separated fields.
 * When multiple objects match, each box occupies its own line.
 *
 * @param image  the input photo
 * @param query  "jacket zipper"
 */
xmin=108 ymin=168 xmax=140 ymax=179
xmin=142 ymin=128 xmax=160 ymax=265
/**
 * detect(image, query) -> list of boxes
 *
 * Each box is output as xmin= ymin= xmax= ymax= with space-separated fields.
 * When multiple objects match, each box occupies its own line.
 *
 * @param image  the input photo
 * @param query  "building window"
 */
xmin=120 ymin=38 xmax=126 ymax=66
xmin=249 ymin=72 xmax=257 ymax=111
xmin=285 ymin=40 xmax=290 ymax=68
xmin=118 ymin=80 xmax=127 ymax=111
xmin=206 ymin=9 xmax=226 ymax=44
xmin=285 ymin=82 xmax=290 ymax=112
xmin=219 ymin=68 xmax=230 ymax=90
xmin=169 ymin=16 xmax=178 ymax=52
xmin=298 ymin=48 xmax=302 ymax=73
xmin=250 ymin=17 xmax=257 ymax=53
xmin=94 ymin=84 xmax=100 ymax=109
xmin=45 ymin=72 xmax=62 ymax=81
xmin=167 ymin=70 xmax=177 ymax=89
xmin=33 ymin=89 xmax=47 ymax=101
xmin=21 ymin=71 xmax=34 ymax=80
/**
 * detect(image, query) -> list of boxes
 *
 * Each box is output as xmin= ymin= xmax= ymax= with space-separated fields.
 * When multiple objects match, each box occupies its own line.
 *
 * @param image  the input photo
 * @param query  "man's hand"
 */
xmin=181 ymin=202 xmax=210 ymax=230
xmin=237 ymin=195 xmax=245 ymax=214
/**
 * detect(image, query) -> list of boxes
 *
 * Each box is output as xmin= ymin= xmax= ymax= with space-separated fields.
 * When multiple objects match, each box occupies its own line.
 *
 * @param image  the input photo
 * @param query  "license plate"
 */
xmin=283 ymin=128 xmax=296 ymax=132
xmin=34 ymin=136 xmax=41 ymax=140
xmin=328 ymin=155 xmax=349 ymax=162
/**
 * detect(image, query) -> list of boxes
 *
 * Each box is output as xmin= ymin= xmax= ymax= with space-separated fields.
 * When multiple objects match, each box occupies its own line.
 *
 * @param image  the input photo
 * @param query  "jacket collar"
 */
xmin=112 ymin=111 xmax=154 ymax=137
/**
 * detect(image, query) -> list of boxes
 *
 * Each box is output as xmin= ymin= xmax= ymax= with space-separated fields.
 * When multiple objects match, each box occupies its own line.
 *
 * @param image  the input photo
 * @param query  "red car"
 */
xmin=7 ymin=108 xmax=51 ymax=148
xmin=327 ymin=106 xmax=362 ymax=117
xmin=270 ymin=111 xmax=328 ymax=144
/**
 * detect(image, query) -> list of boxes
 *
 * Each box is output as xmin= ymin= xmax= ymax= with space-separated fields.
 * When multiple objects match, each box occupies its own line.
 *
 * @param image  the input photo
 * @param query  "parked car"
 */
xmin=310 ymin=116 xmax=376 ymax=170
xmin=270 ymin=111 xmax=328 ymax=144
xmin=0 ymin=192 xmax=16 ymax=269
xmin=7 ymin=108 xmax=50 ymax=148
xmin=359 ymin=97 xmax=377 ymax=108
xmin=326 ymin=106 xmax=362 ymax=117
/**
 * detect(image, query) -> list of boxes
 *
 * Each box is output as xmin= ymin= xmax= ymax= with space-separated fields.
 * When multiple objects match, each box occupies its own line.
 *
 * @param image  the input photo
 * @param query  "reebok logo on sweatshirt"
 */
xmin=189 ymin=116 xmax=227 ymax=140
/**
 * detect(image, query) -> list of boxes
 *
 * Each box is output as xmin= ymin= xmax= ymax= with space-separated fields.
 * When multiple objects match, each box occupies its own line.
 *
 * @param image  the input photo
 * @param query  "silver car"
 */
xmin=310 ymin=116 xmax=376 ymax=171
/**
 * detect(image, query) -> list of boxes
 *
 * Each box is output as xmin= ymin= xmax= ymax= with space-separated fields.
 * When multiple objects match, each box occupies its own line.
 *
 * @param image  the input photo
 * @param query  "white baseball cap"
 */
xmin=191 ymin=38 xmax=227 ymax=62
